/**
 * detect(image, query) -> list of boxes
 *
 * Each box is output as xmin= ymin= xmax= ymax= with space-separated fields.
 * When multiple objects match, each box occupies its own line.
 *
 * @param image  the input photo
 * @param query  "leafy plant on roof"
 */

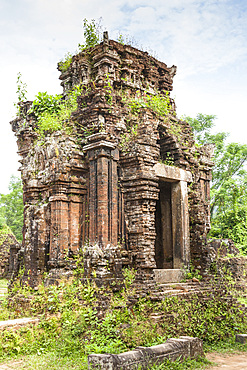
xmin=29 ymin=86 xmax=84 ymax=136
xmin=124 ymin=90 xmax=172 ymax=117
xmin=58 ymin=18 xmax=103 ymax=73
xmin=58 ymin=52 xmax=73 ymax=73
xmin=29 ymin=92 xmax=62 ymax=117
xmin=14 ymin=72 xmax=27 ymax=116
xmin=78 ymin=18 xmax=103 ymax=51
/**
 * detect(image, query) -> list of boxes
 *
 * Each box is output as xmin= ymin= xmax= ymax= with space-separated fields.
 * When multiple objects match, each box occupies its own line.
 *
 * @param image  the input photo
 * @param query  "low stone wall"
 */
xmin=0 ymin=317 xmax=39 ymax=331
xmin=88 ymin=336 xmax=204 ymax=369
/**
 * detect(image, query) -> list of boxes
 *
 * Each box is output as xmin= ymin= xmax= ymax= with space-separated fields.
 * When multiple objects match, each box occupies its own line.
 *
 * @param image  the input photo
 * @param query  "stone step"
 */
xmin=133 ymin=282 xmax=212 ymax=300
xmin=156 ymin=283 xmax=206 ymax=291
xmin=154 ymin=269 xmax=185 ymax=283
xmin=156 ymin=280 xmax=205 ymax=288
xmin=149 ymin=289 xmax=213 ymax=301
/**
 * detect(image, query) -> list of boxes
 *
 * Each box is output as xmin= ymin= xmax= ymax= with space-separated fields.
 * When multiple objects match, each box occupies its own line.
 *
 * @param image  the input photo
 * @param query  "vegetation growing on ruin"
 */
xmin=58 ymin=18 xmax=103 ymax=73
xmin=29 ymin=85 xmax=84 ymax=136
xmin=58 ymin=52 xmax=73 ymax=73
xmin=14 ymin=72 xmax=28 ymax=116
xmin=0 ymin=265 xmax=247 ymax=369
xmin=123 ymin=90 xmax=172 ymax=118
xmin=78 ymin=18 xmax=103 ymax=51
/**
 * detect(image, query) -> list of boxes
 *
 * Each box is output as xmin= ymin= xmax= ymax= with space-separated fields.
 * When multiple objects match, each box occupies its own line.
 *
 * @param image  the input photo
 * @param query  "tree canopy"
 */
xmin=185 ymin=114 xmax=247 ymax=251
xmin=0 ymin=176 xmax=23 ymax=241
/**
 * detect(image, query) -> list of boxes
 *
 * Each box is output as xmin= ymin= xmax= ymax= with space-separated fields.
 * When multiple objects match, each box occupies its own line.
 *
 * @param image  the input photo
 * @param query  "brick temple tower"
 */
xmin=10 ymin=32 xmax=214 ymax=286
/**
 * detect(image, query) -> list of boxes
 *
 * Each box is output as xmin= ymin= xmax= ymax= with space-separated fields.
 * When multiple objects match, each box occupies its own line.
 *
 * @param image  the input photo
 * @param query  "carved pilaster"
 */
xmin=84 ymin=133 xmax=119 ymax=248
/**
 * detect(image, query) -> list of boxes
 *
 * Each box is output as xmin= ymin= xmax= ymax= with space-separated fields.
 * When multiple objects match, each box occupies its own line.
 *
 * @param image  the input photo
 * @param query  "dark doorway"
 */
xmin=155 ymin=182 xmax=173 ymax=269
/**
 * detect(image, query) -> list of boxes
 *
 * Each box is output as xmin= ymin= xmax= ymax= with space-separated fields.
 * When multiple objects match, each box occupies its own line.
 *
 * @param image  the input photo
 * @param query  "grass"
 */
xmin=238 ymin=296 xmax=247 ymax=306
xmin=0 ymin=353 xmax=212 ymax=370
xmin=0 ymin=352 xmax=87 ymax=370
xmin=149 ymin=355 xmax=213 ymax=369
xmin=0 ymin=279 xmax=8 ymax=304
xmin=0 ymin=271 xmax=246 ymax=369
xmin=204 ymin=337 xmax=247 ymax=354
xmin=0 ymin=279 xmax=8 ymax=289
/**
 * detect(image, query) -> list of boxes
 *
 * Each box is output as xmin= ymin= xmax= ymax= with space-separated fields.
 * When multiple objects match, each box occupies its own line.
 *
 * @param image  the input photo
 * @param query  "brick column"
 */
xmin=84 ymin=133 xmax=119 ymax=247
xmin=49 ymin=194 xmax=69 ymax=262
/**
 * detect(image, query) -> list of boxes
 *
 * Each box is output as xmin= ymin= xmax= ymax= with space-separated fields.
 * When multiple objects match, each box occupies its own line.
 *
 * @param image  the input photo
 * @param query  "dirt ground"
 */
xmin=0 ymin=360 xmax=24 ymax=369
xmin=206 ymin=352 xmax=247 ymax=369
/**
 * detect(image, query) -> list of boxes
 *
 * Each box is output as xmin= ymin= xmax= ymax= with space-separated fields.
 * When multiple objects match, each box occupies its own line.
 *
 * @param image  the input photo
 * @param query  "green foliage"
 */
xmin=0 ymin=214 xmax=6 ymax=230
xmin=58 ymin=18 xmax=102 ymax=74
xmin=117 ymin=33 xmax=125 ymax=44
xmin=14 ymin=72 xmax=27 ymax=115
xmin=78 ymin=18 xmax=102 ymax=51
xmin=58 ymin=52 xmax=73 ymax=73
xmin=124 ymin=90 xmax=171 ymax=117
xmin=122 ymin=267 xmax=136 ymax=289
xmin=0 ymin=263 xmax=247 ymax=370
xmin=0 ymin=176 xmax=23 ymax=241
xmin=146 ymin=91 xmax=171 ymax=117
xmin=0 ymin=279 xmax=8 ymax=289
xmin=185 ymin=114 xmax=216 ymax=145
xmin=30 ymin=86 xmax=83 ymax=136
xmin=184 ymin=113 xmax=247 ymax=251
xmin=149 ymin=356 xmax=211 ymax=369
xmin=183 ymin=265 xmax=202 ymax=281
xmin=119 ymin=90 xmax=172 ymax=153
xmin=29 ymin=92 xmax=62 ymax=118
xmin=210 ymin=175 xmax=247 ymax=248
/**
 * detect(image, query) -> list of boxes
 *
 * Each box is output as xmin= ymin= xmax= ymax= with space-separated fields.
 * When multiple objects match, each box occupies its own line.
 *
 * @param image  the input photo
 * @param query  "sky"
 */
xmin=0 ymin=0 xmax=246 ymax=193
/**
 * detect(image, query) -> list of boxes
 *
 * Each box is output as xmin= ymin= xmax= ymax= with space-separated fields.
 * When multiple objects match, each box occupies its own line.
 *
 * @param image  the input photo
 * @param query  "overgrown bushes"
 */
xmin=0 ymin=268 xmax=247 ymax=369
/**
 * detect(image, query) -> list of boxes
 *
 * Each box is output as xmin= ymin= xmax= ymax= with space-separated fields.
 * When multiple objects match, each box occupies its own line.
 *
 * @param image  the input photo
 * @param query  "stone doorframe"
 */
xmin=153 ymin=163 xmax=192 ymax=269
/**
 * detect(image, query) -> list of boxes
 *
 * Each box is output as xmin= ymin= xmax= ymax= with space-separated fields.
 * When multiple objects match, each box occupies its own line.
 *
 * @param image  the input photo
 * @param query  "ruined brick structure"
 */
xmin=11 ymin=33 xmax=214 ymax=287
xmin=0 ymin=230 xmax=20 ymax=279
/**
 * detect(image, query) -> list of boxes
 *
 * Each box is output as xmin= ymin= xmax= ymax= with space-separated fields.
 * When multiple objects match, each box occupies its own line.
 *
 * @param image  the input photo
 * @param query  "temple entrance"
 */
xmin=153 ymin=163 xmax=192 ymax=276
xmin=155 ymin=182 xmax=173 ymax=269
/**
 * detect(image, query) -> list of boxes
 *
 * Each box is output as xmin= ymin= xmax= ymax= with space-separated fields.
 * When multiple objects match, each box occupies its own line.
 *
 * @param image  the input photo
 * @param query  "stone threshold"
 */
xmin=154 ymin=268 xmax=185 ymax=283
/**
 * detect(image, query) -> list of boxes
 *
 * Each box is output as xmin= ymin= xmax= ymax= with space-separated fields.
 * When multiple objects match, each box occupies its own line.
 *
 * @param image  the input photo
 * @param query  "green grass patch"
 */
xmin=204 ymin=338 xmax=247 ymax=354
xmin=0 ymin=270 xmax=247 ymax=369
xmin=238 ymin=296 xmax=247 ymax=306
xmin=0 ymin=279 xmax=8 ymax=289
xmin=149 ymin=355 xmax=212 ymax=369
xmin=0 ymin=352 xmax=87 ymax=370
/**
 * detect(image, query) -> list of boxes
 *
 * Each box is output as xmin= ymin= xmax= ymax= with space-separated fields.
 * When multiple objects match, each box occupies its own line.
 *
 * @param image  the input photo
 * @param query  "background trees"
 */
xmin=0 ymin=176 xmax=23 ymax=241
xmin=185 ymin=114 xmax=247 ymax=252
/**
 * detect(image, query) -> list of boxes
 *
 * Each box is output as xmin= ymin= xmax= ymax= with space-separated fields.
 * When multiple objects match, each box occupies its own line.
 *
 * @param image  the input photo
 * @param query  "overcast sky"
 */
xmin=0 ymin=0 xmax=246 ymax=193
